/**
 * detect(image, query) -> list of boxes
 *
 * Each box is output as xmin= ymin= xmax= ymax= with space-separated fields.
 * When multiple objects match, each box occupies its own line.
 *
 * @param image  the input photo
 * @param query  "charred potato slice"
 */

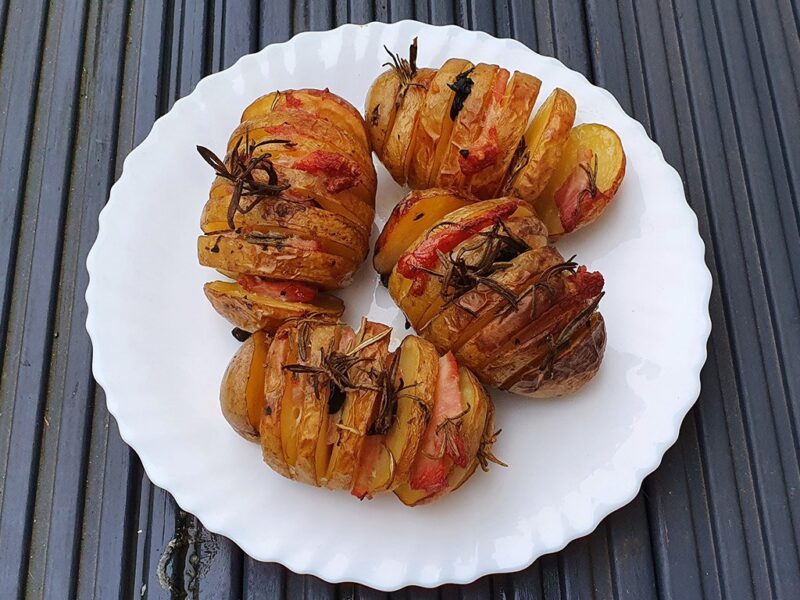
xmin=434 ymin=63 xmax=501 ymax=191
xmin=534 ymin=123 xmax=626 ymax=237
xmin=505 ymin=88 xmax=576 ymax=202
xmin=204 ymin=281 xmax=344 ymax=333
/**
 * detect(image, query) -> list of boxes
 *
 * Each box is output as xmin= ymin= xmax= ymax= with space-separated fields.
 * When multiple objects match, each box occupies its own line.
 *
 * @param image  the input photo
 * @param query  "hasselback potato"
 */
xmin=220 ymin=317 xmax=503 ymax=505
xmin=375 ymin=192 xmax=607 ymax=397
xmin=198 ymin=88 xmax=376 ymax=331
xmin=365 ymin=40 xmax=626 ymax=237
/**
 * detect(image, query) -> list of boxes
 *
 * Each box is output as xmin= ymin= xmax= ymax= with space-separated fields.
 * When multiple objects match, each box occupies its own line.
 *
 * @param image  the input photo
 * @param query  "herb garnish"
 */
xmin=477 ymin=428 xmax=507 ymax=471
xmin=419 ymin=219 xmax=531 ymax=314
xmin=197 ymin=134 xmax=292 ymax=230
xmin=383 ymin=37 xmax=418 ymax=86
xmin=448 ymin=67 xmax=475 ymax=121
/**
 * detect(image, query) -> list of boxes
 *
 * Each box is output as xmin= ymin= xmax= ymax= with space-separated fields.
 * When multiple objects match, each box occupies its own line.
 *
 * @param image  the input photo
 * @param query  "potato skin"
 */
xmin=505 ymin=312 xmax=606 ymax=397
xmin=201 ymin=199 xmax=369 ymax=263
xmin=203 ymin=281 xmax=344 ymax=333
xmin=220 ymin=336 xmax=258 ymax=441
xmin=364 ymin=70 xmax=403 ymax=155
xmin=198 ymin=234 xmax=359 ymax=291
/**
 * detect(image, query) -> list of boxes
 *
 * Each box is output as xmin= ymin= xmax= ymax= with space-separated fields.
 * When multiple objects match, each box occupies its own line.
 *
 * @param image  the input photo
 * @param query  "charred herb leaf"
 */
xmin=196 ymin=133 xmax=292 ymax=230
xmin=448 ymin=67 xmax=475 ymax=121
xmin=231 ymin=327 xmax=251 ymax=342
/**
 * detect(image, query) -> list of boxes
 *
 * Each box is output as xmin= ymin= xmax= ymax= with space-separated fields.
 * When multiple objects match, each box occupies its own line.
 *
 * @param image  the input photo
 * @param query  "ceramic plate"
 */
xmin=86 ymin=20 xmax=711 ymax=590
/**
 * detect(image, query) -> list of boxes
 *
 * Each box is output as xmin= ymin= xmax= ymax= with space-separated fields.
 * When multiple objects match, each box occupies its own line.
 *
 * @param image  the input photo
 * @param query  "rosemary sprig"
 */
xmin=196 ymin=133 xmax=292 ymax=230
xmin=574 ymin=154 xmax=599 ymax=219
xmin=502 ymin=139 xmax=528 ymax=192
xmin=422 ymin=219 xmax=531 ymax=311
xmin=525 ymin=291 xmax=605 ymax=391
xmin=369 ymin=354 xmax=422 ymax=435
xmin=382 ymin=37 xmax=418 ymax=86
xmin=509 ymin=255 xmax=579 ymax=319
xmin=477 ymin=428 xmax=507 ymax=471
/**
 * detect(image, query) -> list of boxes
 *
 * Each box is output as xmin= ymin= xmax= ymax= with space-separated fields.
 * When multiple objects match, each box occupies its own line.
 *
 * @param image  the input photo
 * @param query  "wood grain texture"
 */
xmin=0 ymin=1 xmax=797 ymax=598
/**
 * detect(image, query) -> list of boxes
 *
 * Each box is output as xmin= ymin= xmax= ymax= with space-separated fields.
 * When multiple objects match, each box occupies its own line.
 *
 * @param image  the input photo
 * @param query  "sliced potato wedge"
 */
xmin=198 ymin=234 xmax=359 ymax=291
xmin=373 ymin=189 xmax=474 ymax=275
xmin=365 ymin=70 xmax=402 ymax=155
xmin=219 ymin=331 xmax=270 ymax=442
xmin=406 ymin=58 xmax=474 ymax=188
xmin=467 ymin=71 xmax=541 ymax=199
xmin=315 ymin=325 xmax=355 ymax=485
xmin=324 ymin=321 xmax=392 ymax=490
xmin=203 ymin=281 xmax=343 ymax=333
xmin=260 ymin=327 xmax=292 ymax=478
xmin=534 ymin=123 xmax=626 ymax=237
xmin=505 ymin=88 xmax=576 ymax=202
xmin=380 ymin=68 xmax=436 ymax=184
xmin=434 ymin=63 xmax=501 ymax=191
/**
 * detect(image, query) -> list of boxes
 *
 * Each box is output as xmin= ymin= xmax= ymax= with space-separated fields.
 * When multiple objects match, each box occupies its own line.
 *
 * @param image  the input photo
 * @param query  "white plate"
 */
xmin=86 ymin=21 xmax=711 ymax=591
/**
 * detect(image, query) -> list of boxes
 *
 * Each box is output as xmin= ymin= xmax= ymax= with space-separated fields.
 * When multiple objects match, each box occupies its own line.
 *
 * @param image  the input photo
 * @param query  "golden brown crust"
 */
xmin=198 ymin=234 xmax=359 ymax=290
xmin=325 ymin=321 xmax=393 ymax=490
xmin=203 ymin=281 xmax=344 ymax=333
xmin=505 ymin=312 xmax=606 ymax=397
xmin=505 ymin=88 xmax=576 ymax=201
xmin=201 ymin=199 xmax=369 ymax=263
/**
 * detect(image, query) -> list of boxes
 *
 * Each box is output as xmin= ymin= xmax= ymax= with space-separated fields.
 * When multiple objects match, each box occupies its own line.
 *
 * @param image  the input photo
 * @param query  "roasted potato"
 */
xmin=198 ymin=233 xmax=359 ymax=291
xmin=219 ymin=330 xmax=271 ymax=441
xmin=204 ymin=280 xmax=344 ymax=333
xmin=373 ymin=189 xmax=475 ymax=275
xmin=365 ymin=44 xmax=625 ymax=238
xmin=217 ymin=317 xmax=501 ymax=503
xmin=375 ymin=189 xmax=607 ymax=398
xmin=198 ymin=88 xmax=374 ymax=330
xmin=387 ymin=197 xmax=548 ymax=329
xmin=504 ymin=88 xmax=576 ymax=201
xmin=533 ymin=123 xmax=626 ymax=237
